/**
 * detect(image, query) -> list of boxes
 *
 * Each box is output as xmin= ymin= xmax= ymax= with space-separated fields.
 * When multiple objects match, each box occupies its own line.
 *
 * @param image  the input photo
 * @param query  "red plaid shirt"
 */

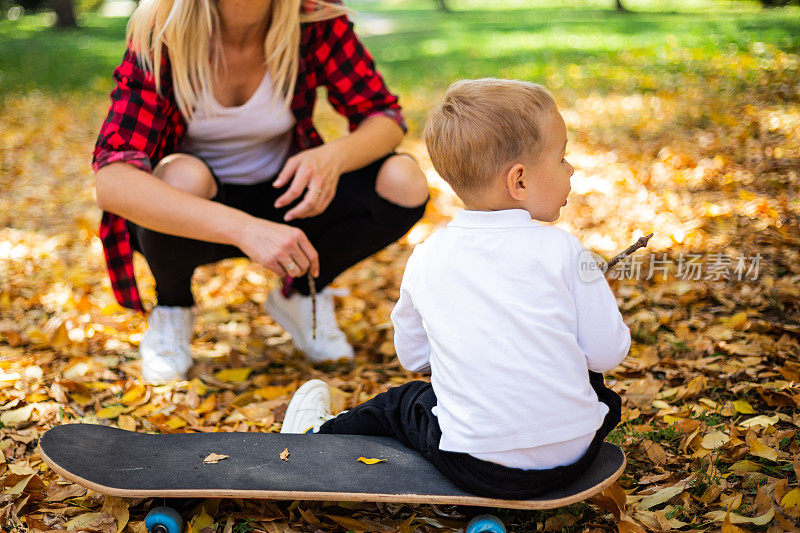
xmin=92 ymin=13 xmax=406 ymax=312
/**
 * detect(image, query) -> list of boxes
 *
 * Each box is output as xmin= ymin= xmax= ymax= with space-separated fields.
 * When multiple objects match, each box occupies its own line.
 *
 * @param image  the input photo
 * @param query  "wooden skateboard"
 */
xmin=39 ymin=423 xmax=625 ymax=533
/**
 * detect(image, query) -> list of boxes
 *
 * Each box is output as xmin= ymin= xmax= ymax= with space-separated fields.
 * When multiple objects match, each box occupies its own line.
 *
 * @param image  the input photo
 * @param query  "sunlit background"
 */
xmin=1 ymin=0 xmax=799 ymax=531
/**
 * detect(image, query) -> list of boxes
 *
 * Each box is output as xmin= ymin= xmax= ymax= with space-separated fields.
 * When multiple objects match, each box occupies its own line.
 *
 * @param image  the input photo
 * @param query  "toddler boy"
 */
xmin=280 ymin=79 xmax=631 ymax=498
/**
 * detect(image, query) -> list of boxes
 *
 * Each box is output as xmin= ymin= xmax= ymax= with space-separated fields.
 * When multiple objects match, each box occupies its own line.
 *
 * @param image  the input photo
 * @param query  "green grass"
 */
xmin=354 ymin=0 xmax=800 ymax=105
xmin=0 ymin=12 xmax=128 ymax=95
xmin=1 ymin=0 xmax=799 ymax=101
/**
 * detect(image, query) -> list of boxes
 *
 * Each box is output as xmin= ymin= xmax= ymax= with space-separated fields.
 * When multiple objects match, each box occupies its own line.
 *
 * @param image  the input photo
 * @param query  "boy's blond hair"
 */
xmin=424 ymin=78 xmax=557 ymax=200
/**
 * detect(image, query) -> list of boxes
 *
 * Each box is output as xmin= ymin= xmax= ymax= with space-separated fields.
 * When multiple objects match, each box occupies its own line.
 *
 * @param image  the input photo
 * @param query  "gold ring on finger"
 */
xmin=308 ymin=186 xmax=323 ymax=195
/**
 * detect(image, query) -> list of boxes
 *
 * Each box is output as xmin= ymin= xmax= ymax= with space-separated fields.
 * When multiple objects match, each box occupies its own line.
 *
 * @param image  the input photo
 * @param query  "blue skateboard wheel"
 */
xmin=145 ymin=506 xmax=183 ymax=533
xmin=466 ymin=514 xmax=506 ymax=533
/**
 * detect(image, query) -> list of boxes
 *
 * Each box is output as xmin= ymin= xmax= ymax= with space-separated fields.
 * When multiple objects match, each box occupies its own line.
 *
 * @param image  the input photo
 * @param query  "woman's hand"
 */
xmin=272 ymin=144 xmax=345 ymax=222
xmin=236 ymin=216 xmax=320 ymax=278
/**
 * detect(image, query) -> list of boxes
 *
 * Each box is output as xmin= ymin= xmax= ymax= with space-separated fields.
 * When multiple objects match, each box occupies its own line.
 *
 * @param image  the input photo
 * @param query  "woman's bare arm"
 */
xmin=327 ymin=114 xmax=405 ymax=174
xmin=95 ymin=162 xmax=319 ymax=277
xmin=96 ymin=162 xmax=245 ymax=244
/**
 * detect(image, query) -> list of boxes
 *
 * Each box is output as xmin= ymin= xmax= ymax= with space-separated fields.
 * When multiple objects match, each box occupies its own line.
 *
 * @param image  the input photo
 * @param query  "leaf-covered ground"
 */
xmin=1 ymin=1 xmax=799 ymax=531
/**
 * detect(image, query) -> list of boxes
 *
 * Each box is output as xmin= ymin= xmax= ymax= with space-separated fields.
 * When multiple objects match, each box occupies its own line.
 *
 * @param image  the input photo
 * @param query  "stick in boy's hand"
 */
xmin=606 ymin=233 xmax=653 ymax=270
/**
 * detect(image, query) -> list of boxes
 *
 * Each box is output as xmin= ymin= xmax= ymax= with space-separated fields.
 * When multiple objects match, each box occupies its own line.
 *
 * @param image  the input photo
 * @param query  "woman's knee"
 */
xmin=375 ymin=154 xmax=429 ymax=208
xmin=153 ymin=154 xmax=217 ymax=199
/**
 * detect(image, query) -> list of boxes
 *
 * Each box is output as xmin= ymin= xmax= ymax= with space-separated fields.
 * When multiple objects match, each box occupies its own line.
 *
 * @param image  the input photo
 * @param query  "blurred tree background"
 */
xmin=1 ymin=0 xmax=799 ymax=531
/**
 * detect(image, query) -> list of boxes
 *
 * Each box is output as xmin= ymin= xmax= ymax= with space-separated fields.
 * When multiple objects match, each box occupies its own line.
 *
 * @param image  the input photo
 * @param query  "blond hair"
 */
xmin=127 ymin=0 xmax=348 ymax=119
xmin=424 ymin=78 xmax=557 ymax=200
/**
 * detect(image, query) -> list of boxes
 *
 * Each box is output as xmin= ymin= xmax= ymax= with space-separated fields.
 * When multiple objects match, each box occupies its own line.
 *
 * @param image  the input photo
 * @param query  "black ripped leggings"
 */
xmin=128 ymin=154 xmax=427 ymax=306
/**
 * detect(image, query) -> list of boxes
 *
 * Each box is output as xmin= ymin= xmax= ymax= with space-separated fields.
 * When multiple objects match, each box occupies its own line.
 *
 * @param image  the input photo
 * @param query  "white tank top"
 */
xmin=181 ymin=71 xmax=296 ymax=185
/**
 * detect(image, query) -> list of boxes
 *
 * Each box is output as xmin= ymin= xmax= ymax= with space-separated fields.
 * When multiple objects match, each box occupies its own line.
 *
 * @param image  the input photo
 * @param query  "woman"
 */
xmin=93 ymin=0 xmax=429 ymax=383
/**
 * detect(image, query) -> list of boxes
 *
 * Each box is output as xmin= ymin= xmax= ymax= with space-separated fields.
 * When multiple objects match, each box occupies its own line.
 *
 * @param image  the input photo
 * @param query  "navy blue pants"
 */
xmin=318 ymin=372 xmax=621 ymax=499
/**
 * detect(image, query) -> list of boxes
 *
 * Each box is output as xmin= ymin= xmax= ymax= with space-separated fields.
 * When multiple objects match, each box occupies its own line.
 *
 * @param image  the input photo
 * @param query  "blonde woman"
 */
xmin=93 ymin=0 xmax=429 ymax=383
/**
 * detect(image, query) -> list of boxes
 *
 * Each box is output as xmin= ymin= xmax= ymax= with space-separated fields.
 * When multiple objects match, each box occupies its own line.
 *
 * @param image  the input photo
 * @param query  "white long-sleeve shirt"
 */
xmin=390 ymin=209 xmax=630 ymax=466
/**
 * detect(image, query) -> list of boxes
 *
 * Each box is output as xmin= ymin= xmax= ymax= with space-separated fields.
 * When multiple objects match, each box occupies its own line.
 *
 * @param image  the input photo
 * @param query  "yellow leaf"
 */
xmin=330 ymin=385 xmax=348 ymax=414
xmin=165 ymin=416 xmax=187 ymax=429
xmin=748 ymin=440 xmax=778 ymax=462
xmin=638 ymin=480 xmax=689 ymax=511
xmin=357 ymin=457 xmax=387 ymax=465
xmin=5 ymin=474 xmax=35 ymax=495
xmin=280 ymin=448 xmax=290 ymax=461
xmin=739 ymin=415 xmax=779 ymax=428
xmin=48 ymin=320 xmax=71 ymax=349
xmin=722 ymin=511 xmax=749 ymax=533
xmin=397 ymin=514 xmax=416 ymax=533
xmin=194 ymin=394 xmax=217 ymax=415
xmin=96 ymin=405 xmax=127 ymax=419
xmin=326 ymin=515 xmax=371 ymax=532
xmin=237 ymin=402 xmax=275 ymax=422
xmin=25 ymin=392 xmax=49 ymax=403
xmin=120 ymin=385 xmax=147 ymax=405
xmin=203 ymin=453 xmax=229 ymax=464
xmin=101 ymin=496 xmax=130 ymax=533
xmin=732 ymin=400 xmax=754 ymax=414
xmin=118 ymin=415 xmax=137 ymax=432
xmin=71 ymin=393 xmax=93 ymax=406
xmin=298 ymin=507 xmax=320 ymax=525
xmin=0 ymin=404 xmax=35 ymax=425
xmin=254 ymin=385 xmax=294 ymax=401
xmin=231 ymin=391 xmax=256 ymax=407
xmin=66 ymin=512 xmax=115 ymax=531
xmin=190 ymin=378 xmax=207 ymax=396
xmin=618 ymin=516 xmax=648 ymax=533
xmin=730 ymin=460 xmax=761 ymax=473
xmin=189 ymin=508 xmax=214 ymax=533
xmin=701 ymin=431 xmax=729 ymax=450
xmin=704 ymin=508 xmax=774 ymax=525
xmin=8 ymin=463 xmax=36 ymax=476
xmin=132 ymin=403 xmax=159 ymax=417
xmin=101 ymin=302 xmax=124 ymax=315
xmin=724 ymin=312 xmax=748 ymax=331
xmin=705 ymin=325 xmax=733 ymax=341
xmin=781 ymin=488 xmax=800 ymax=509
xmin=214 ymin=367 xmax=252 ymax=383
xmin=722 ymin=341 xmax=761 ymax=357
xmin=0 ymin=371 xmax=21 ymax=383
xmin=699 ymin=398 xmax=717 ymax=409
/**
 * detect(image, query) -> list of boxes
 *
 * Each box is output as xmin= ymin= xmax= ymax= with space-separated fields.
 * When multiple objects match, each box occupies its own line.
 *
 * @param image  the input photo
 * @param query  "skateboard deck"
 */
xmin=39 ymin=423 xmax=625 ymax=511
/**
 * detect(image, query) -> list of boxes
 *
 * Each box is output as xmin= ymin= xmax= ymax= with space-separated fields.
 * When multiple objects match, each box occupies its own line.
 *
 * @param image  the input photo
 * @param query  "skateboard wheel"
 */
xmin=145 ymin=506 xmax=183 ymax=533
xmin=466 ymin=514 xmax=506 ymax=533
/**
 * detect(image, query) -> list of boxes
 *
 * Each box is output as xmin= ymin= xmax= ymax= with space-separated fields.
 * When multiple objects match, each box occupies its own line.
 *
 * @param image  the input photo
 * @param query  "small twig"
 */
xmin=308 ymin=272 xmax=317 ymax=340
xmin=607 ymin=233 xmax=654 ymax=269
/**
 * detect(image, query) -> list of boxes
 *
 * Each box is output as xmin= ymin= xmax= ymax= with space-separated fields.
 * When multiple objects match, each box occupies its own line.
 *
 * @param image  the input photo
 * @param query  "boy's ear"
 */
xmin=506 ymin=163 xmax=528 ymax=201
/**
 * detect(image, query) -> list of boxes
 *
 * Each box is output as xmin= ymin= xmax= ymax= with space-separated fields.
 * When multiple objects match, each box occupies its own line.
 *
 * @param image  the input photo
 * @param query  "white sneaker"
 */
xmin=264 ymin=286 xmax=355 ymax=363
xmin=280 ymin=379 xmax=334 ymax=434
xmin=139 ymin=306 xmax=194 ymax=383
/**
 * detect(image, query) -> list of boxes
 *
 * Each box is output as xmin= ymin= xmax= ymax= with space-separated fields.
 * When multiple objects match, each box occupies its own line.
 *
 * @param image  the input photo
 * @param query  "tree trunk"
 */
xmin=615 ymin=0 xmax=628 ymax=11
xmin=436 ymin=0 xmax=452 ymax=13
xmin=52 ymin=0 xmax=76 ymax=27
